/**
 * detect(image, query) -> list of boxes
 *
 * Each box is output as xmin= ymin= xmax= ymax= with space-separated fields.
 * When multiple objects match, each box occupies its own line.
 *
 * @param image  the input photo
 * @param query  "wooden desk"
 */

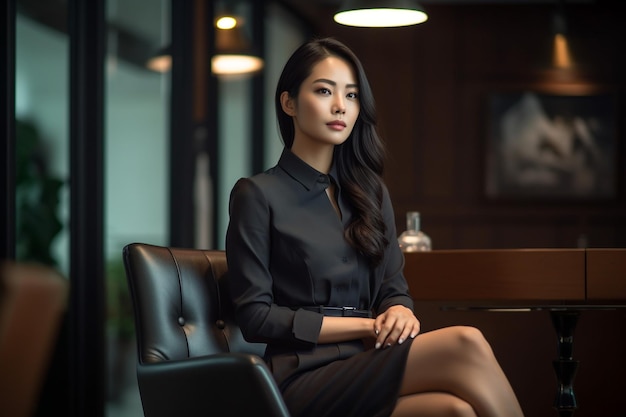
xmin=587 ymin=249 xmax=626 ymax=300
xmin=403 ymin=248 xmax=626 ymax=417
xmin=403 ymin=248 xmax=626 ymax=304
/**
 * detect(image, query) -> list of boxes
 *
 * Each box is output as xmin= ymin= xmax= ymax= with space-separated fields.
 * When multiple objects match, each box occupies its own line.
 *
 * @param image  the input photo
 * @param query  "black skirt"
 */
xmin=274 ymin=338 xmax=413 ymax=417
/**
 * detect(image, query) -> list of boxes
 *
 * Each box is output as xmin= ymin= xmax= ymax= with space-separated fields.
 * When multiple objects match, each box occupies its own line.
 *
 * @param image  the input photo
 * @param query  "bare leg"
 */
xmin=391 ymin=392 xmax=477 ymax=417
xmin=395 ymin=326 xmax=524 ymax=417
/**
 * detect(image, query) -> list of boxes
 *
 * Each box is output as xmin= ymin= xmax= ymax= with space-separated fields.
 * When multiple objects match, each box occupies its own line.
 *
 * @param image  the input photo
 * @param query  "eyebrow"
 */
xmin=312 ymin=78 xmax=358 ymax=89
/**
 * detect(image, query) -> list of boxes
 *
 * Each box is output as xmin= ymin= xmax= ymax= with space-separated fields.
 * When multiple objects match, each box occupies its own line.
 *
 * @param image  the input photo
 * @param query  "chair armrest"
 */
xmin=137 ymin=352 xmax=290 ymax=417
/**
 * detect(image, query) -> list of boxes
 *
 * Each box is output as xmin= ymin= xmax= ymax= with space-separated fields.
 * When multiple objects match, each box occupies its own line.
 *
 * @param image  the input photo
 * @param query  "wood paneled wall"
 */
xmin=314 ymin=2 xmax=626 ymax=251
xmin=308 ymin=3 xmax=626 ymax=416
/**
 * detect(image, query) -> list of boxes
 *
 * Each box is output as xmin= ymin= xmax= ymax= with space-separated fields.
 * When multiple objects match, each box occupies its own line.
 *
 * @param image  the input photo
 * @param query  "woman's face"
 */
xmin=281 ymin=56 xmax=360 ymax=148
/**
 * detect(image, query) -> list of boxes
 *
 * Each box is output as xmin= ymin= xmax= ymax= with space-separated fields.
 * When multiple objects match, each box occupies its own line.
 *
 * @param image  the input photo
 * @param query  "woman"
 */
xmin=226 ymin=37 xmax=524 ymax=417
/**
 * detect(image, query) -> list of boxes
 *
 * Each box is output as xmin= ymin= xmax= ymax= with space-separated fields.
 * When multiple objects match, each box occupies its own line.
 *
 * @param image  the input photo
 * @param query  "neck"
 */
xmin=291 ymin=142 xmax=334 ymax=174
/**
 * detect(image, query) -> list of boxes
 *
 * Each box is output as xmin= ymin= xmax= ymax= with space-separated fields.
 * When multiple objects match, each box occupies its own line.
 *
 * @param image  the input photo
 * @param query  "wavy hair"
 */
xmin=275 ymin=37 xmax=388 ymax=267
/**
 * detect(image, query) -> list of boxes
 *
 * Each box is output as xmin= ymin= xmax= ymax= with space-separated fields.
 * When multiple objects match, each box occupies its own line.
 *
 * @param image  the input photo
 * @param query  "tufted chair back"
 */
xmin=123 ymin=242 xmax=290 ymax=417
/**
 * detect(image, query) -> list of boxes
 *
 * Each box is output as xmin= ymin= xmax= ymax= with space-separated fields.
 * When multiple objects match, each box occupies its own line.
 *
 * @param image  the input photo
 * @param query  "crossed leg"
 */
xmin=392 ymin=392 xmax=477 ymax=417
xmin=391 ymin=326 xmax=524 ymax=417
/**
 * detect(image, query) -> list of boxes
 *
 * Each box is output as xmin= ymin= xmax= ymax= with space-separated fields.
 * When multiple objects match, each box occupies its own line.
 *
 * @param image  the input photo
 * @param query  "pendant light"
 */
xmin=552 ymin=0 xmax=572 ymax=69
xmin=211 ymin=13 xmax=263 ymax=77
xmin=146 ymin=45 xmax=171 ymax=73
xmin=334 ymin=0 xmax=428 ymax=28
xmin=145 ymin=12 xmax=263 ymax=77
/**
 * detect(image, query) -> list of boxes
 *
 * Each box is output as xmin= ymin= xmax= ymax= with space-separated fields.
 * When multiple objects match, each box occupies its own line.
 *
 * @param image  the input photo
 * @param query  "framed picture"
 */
xmin=485 ymin=90 xmax=618 ymax=200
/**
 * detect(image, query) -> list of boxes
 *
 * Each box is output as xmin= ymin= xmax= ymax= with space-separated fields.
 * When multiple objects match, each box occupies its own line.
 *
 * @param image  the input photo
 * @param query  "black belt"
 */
xmin=302 ymin=306 xmax=372 ymax=318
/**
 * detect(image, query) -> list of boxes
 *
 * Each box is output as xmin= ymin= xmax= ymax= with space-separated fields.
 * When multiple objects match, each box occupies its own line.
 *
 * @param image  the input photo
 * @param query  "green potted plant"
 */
xmin=15 ymin=119 xmax=64 ymax=267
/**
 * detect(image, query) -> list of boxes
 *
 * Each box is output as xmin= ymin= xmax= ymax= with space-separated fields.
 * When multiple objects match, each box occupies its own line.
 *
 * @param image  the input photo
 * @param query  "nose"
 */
xmin=333 ymin=100 xmax=346 ymax=115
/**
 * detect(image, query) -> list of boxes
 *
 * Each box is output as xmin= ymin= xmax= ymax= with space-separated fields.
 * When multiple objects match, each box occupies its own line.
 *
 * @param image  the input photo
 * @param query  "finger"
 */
xmin=375 ymin=316 xmax=395 ymax=349
xmin=374 ymin=315 xmax=392 ymax=337
xmin=374 ymin=317 xmax=384 ymax=337
xmin=410 ymin=318 xmax=421 ymax=338
xmin=383 ymin=326 xmax=404 ymax=348
xmin=375 ymin=328 xmax=390 ymax=349
xmin=380 ymin=317 xmax=403 ymax=348
xmin=386 ymin=316 xmax=417 ymax=347
xmin=397 ymin=323 xmax=413 ymax=345
xmin=386 ymin=317 xmax=420 ymax=346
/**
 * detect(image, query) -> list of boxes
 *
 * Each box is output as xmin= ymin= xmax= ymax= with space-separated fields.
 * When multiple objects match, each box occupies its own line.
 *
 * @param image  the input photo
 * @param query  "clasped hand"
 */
xmin=373 ymin=305 xmax=421 ymax=349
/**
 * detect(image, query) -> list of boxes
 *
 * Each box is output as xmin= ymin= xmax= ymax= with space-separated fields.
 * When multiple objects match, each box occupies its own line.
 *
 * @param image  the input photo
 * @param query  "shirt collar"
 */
xmin=278 ymin=147 xmax=338 ymax=191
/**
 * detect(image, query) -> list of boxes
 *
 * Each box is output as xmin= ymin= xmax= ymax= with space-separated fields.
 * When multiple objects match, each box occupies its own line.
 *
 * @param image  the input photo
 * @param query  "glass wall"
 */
xmin=263 ymin=2 xmax=308 ymax=170
xmin=13 ymin=1 xmax=308 ymax=415
xmin=215 ymin=1 xmax=307 ymax=249
xmin=15 ymin=7 xmax=70 ymax=277
xmin=104 ymin=0 xmax=169 ymax=415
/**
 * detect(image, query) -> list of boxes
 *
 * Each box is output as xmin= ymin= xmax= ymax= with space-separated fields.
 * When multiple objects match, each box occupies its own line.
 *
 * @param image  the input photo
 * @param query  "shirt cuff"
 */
xmin=292 ymin=308 xmax=324 ymax=345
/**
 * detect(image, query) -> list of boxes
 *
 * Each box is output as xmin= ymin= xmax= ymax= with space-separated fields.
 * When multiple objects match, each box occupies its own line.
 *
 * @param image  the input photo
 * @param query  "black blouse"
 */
xmin=226 ymin=147 xmax=414 ymax=355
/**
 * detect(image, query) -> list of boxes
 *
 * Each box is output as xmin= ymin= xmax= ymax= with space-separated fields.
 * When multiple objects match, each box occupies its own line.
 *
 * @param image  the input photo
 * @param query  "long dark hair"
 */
xmin=275 ymin=37 xmax=388 ymax=268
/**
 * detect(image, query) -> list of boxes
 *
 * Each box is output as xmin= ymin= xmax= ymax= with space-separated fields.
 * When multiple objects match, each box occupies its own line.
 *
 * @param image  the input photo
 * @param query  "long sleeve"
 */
xmin=372 ymin=184 xmax=415 ymax=315
xmin=226 ymin=177 xmax=323 ymax=348
xmin=226 ymin=149 xmax=414 ymax=352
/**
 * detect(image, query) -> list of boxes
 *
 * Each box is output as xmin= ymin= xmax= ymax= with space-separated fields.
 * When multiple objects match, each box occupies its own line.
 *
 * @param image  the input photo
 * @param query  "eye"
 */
xmin=316 ymin=87 xmax=331 ymax=95
xmin=347 ymin=91 xmax=359 ymax=100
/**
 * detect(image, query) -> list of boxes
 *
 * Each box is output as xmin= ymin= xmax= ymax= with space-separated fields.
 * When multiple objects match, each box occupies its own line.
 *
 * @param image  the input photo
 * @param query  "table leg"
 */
xmin=550 ymin=310 xmax=580 ymax=417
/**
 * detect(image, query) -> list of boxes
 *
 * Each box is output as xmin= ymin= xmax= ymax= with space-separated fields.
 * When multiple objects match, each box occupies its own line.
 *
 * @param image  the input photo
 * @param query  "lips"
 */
xmin=327 ymin=120 xmax=347 ymax=130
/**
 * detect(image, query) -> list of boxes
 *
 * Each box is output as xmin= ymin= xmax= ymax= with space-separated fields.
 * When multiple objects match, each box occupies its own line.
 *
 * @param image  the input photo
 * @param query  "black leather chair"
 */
xmin=122 ymin=242 xmax=291 ymax=417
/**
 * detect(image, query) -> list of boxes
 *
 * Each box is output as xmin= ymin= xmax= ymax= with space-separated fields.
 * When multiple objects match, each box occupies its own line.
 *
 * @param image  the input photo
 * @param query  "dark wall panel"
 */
xmin=311 ymin=3 xmax=626 ymax=416
xmin=315 ymin=3 xmax=625 ymax=252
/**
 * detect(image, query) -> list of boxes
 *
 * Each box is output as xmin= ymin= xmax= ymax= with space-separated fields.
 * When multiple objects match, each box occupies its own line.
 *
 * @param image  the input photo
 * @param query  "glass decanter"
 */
xmin=398 ymin=211 xmax=432 ymax=252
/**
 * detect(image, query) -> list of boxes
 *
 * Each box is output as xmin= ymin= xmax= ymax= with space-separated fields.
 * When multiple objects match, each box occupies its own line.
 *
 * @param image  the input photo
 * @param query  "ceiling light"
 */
xmin=212 ymin=55 xmax=264 ymax=76
xmin=144 ymin=15 xmax=264 ymax=77
xmin=211 ymin=15 xmax=264 ymax=77
xmin=216 ymin=16 xmax=237 ymax=30
xmin=146 ymin=45 xmax=171 ymax=73
xmin=552 ymin=0 xmax=573 ymax=69
xmin=334 ymin=0 xmax=428 ymax=28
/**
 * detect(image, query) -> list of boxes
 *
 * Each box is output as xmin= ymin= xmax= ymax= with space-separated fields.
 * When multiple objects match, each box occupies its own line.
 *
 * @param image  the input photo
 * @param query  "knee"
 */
xmin=444 ymin=397 xmax=477 ymax=417
xmin=453 ymin=326 xmax=492 ymax=358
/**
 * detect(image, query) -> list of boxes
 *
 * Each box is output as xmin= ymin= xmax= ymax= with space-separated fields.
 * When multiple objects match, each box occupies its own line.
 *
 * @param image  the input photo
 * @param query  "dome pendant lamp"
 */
xmin=334 ymin=0 xmax=428 ymax=28
xmin=146 ymin=45 xmax=171 ymax=73
xmin=211 ymin=14 xmax=264 ymax=77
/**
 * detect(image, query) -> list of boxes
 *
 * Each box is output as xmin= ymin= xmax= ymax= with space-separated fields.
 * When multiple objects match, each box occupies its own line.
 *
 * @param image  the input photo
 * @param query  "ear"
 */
xmin=280 ymin=91 xmax=296 ymax=116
